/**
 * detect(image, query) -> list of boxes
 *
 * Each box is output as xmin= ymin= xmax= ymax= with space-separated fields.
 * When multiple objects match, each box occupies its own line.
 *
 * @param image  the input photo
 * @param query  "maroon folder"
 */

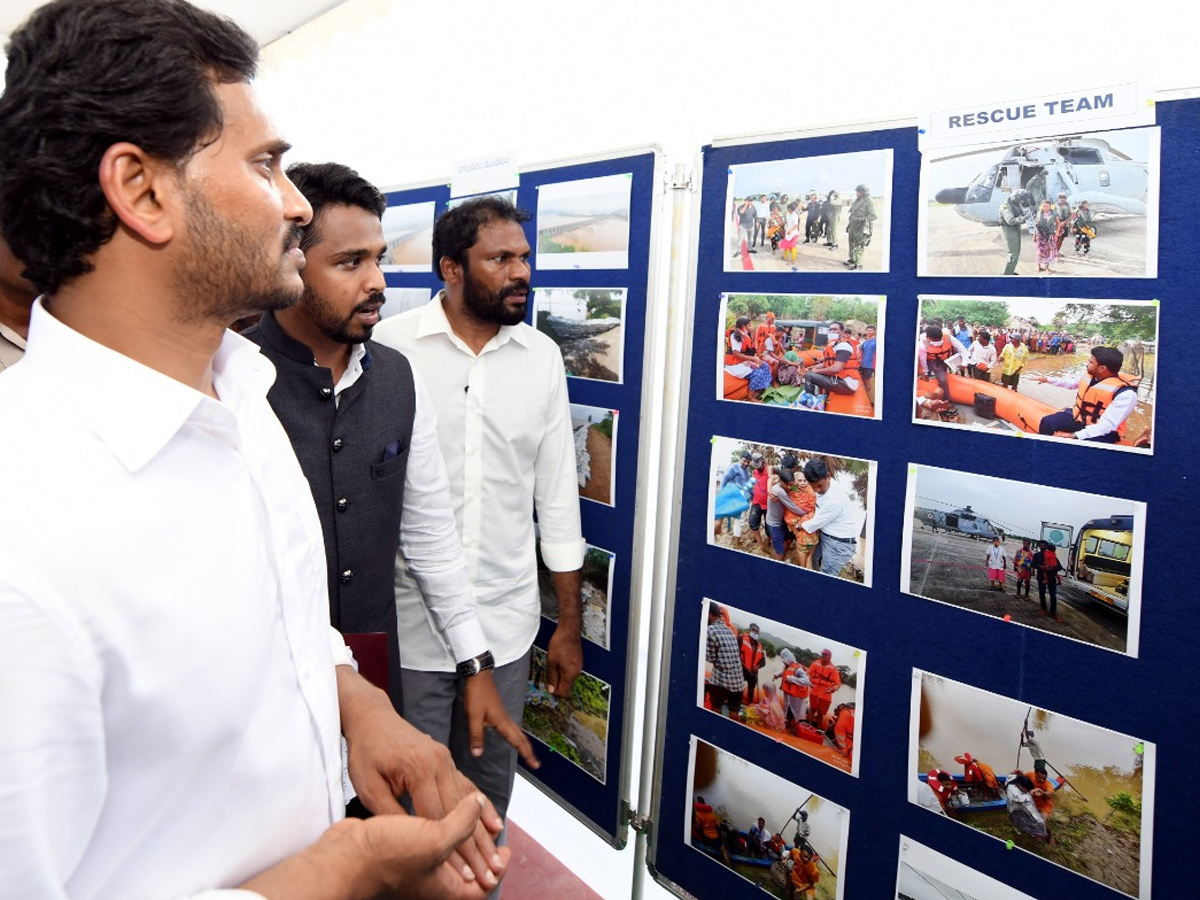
xmin=342 ymin=632 xmax=388 ymax=692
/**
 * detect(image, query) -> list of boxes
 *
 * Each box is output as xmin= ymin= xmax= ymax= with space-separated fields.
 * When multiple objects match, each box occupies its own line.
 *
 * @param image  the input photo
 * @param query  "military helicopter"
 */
xmin=913 ymin=505 xmax=1003 ymax=540
xmin=932 ymin=136 xmax=1149 ymax=227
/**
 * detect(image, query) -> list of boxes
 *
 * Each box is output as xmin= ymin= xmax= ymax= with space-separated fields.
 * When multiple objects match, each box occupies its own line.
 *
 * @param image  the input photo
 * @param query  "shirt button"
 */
xmin=340 ymin=569 xmax=353 ymax=583
xmin=336 ymin=497 xmax=349 ymax=512
xmin=332 ymin=438 xmax=344 ymax=452
xmin=319 ymin=387 xmax=333 ymax=400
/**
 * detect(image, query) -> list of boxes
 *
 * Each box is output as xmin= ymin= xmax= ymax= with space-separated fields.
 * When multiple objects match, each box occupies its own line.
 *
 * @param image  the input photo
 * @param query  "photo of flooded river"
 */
xmin=911 ymin=671 xmax=1154 ymax=899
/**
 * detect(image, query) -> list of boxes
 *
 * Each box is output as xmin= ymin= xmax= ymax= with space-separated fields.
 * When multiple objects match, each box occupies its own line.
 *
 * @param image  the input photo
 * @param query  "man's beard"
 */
xmin=171 ymin=189 xmax=304 ymax=326
xmin=461 ymin=266 xmax=528 ymax=327
xmin=303 ymin=286 xmax=386 ymax=345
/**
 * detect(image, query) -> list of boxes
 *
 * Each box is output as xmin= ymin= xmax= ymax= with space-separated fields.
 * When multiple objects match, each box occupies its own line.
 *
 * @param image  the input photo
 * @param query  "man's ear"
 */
xmin=439 ymin=255 xmax=462 ymax=285
xmin=97 ymin=142 xmax=178 ymax=246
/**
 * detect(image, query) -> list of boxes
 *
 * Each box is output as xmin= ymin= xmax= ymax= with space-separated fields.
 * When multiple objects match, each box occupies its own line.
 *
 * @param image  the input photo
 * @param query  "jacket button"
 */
xmin=332 ymin=438 xmax=344 ymax=452
xmin=336 ymin=497 xmax=349 ymax=512
xmin=319 ymin=387 xmax=333 ymax=400
xmin=340 ymin=569 xmax=353 ymax=583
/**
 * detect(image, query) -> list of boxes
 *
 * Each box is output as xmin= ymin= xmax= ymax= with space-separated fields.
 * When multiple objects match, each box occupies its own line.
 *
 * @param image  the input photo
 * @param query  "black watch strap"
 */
xmin=456 ymin=650 xmax=495 ymax=678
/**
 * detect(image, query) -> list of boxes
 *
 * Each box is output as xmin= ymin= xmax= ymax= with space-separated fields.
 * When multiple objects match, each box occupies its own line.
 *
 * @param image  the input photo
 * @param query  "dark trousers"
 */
xmin=1038 ymin=577 xmax=1058 ymax=616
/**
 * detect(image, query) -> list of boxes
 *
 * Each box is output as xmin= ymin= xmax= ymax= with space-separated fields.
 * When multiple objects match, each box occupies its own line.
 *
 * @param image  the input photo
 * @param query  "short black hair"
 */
xmin=432 ymin=196 xmax=532 ymax=282
xmin=1092 ymin=346 xmax=1124 ymax=375
xmin=287 ymin=162 xmax=386 ymax=252
xmin=926 ymin=326 xmax=944 ymax=340
xmin=0 ymin=0 xmax=259 ymax=294
xmin=803 ymin=458 xmax=829 ymax=483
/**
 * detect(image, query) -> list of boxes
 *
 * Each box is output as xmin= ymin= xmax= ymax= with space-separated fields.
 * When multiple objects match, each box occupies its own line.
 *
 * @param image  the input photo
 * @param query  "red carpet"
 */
xmin=503 ymin=819 xmax=606 ymax=900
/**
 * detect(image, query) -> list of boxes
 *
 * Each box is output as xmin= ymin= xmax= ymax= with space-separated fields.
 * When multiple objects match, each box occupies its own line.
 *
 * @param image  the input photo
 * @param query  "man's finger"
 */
xmin=434 ymin=794 xmax=488 ymax=860
xmin=354 ymin=771 xmax=407 ymax=816
xmin=492 ymin=714 xmax=540 ymax=769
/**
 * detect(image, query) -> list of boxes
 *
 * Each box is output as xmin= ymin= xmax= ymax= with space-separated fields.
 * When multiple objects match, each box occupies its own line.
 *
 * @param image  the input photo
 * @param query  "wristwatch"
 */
xmin=456 ymin=650 xmax=495 ymax=678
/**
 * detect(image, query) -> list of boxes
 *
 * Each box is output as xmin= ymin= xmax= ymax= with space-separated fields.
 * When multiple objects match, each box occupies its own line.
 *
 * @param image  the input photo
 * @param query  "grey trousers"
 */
xmin=399 ymin=648 xmax=531 ymax=822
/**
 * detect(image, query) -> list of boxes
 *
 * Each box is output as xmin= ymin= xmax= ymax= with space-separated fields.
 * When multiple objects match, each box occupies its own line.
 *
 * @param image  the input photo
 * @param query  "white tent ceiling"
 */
xmin=0 ymin=0 xmax=348 ymax=51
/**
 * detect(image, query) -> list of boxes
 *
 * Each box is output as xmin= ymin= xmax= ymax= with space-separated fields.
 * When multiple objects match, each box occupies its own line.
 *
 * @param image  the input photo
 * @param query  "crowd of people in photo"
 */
xmin=692 ymin=791 xmax=827 ymax=899
xmin=731 ymin=184 xmax=878 ymax=270
xmin=926 ymin=749 xmax=1062 ymax=845
xmin=998 ymin=186 xmax=1098 ymax=275
xmin=724 ymin=314 xmax=877 ymax=411
xmin=915 ymin=314 xmax=1149 ymax=446
xmin=703 ymin=604 xmax=856 ymax=765
xmin=715 ymin=451 xmax=866 ymax=580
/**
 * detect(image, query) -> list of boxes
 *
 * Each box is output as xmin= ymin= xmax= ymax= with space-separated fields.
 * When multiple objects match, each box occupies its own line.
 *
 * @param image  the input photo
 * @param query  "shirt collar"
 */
xmin=415 ymin=290 xmax=531 ymax=355
xmin=23 ymin=298 xmax=275 ymax=473
xmin=0 ymin=320 xmax=26 ymax=350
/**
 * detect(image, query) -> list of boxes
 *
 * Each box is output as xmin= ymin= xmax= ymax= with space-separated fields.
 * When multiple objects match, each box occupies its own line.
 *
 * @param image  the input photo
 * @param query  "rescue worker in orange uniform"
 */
xmin=806 ymin=649 xmax=842 ymax=729
xmin=918 ymin=325 xmax=968 ymax=407
xmin=774 ymin=648 xmax=811 ymax=735
xmin=691 ymin=796 xmax=730 ymax=865
xmin=1025 ymin=759 xmax=1056 ymax=821
xmin=739 ymin=623 xmax=767 ymax=705
xmin=1033 ymin=346 xmax=1139 ymax=444
xmin=955 ymin=751 xmax=1001 ymax=799
xmin=927 ymin=768 xmax=959 ymax=813
xmin=754 ymin=312 xmax=783 ymax=378
xmin=831 ymin=702 xmax=855 ymax=765
xmin=787 ymin=846 xmax=820 ymax=900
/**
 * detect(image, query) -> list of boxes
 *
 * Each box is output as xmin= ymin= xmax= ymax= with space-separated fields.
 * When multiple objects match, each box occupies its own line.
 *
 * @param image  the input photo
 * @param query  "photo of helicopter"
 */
xmin=912 ymin=504 xmax=1003 ymax=540
xmin=932 ymin=136 xmax=1149 ymax=226
xmin=918 ymin=126 xmax=1159 ymax=278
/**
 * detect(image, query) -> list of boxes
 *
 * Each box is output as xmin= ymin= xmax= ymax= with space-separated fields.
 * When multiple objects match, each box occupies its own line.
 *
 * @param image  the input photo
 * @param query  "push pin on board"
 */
xmin=1005 ymin=840 xmax=1014 ymax=850
xmin=1134 ymin=743 xmax=1145 ymax=756
xmin=1003 ymin=614 xmax=1012 ymax=622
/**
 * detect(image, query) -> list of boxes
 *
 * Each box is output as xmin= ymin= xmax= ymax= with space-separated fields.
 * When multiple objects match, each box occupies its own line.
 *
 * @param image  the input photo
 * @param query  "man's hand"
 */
xmin=463 ymin=668 xmax=539 ymax=769
xmin=241 ymin=792 xmax=509 ymax=900
xmin=547 ymin=569 xmax=584 ymax=698
xmin=335 ymin=667 xmax=504 ymax=886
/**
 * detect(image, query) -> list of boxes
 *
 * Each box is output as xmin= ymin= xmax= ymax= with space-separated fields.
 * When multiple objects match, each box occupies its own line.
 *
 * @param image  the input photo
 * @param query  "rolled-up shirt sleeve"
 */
xmin=533 ymin=354 xmax=586 ymax=573
xmin=395 ymin=370 xmax=489 ymax=663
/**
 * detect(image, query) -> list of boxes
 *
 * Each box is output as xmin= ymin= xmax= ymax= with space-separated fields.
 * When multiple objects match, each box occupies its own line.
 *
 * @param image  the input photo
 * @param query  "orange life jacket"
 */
xmin=822 ymin=336 xmax=861 ymax=373
xmin=725 ymin=327 xmax=754 ymax=365
xmin=740 ymin=633 xmax=765 ymax=671
xmin=781 ymin=662 xmax=810 ymax=699
xmin=1073 ymin=374 xmax=1136 ymax=436
xmin=808 ymin=661 xmax=841 ymax=695
xmin=693 ymin=803 xmax=720 ymax=840
xmin=755 ymin=322 xmax=779 ymax=357
xmin=924 ymin=336 xmax=955 ymax=365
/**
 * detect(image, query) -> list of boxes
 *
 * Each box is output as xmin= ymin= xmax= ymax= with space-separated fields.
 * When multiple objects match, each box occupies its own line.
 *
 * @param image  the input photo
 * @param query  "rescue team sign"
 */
xmin=919 ymin=80 xmax=1154 ymax=150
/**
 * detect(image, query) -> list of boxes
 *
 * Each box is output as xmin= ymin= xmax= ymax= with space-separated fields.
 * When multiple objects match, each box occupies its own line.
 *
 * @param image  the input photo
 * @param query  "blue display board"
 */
xmin=382 ymin=149 xmax=660 ymax=844
xmin=650 ymin=100 xmax=1196 ymax=900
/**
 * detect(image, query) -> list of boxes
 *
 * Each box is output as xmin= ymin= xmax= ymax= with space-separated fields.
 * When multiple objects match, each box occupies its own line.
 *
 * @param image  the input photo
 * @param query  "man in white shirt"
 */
xmin=799 ymin=458 xmax=865 ymax=579
xmin=1033 ymin=345 xmax=1139 ymax=444
xmin=966 ymin=331 xmax=998 ymax=382
xmin=0 ymin=1 xmax=507 ymax=898
xmin=244 ymin=162 xmax=535 ymax=774
xmin=374 ymin=197 xmax=585 ymax=826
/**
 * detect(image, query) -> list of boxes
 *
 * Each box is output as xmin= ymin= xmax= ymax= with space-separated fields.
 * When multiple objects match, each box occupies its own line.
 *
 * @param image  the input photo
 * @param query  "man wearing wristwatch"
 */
xmin=245 ymin=163 xmax=537 ymax=783
xmin=375 ymin=196 xmax=585 ymax=832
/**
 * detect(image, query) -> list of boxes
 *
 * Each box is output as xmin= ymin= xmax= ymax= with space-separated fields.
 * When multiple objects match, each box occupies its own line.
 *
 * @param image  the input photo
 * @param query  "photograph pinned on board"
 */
xmin=524 ymin=645 xmax=610 ymax=784
xmin=724 ymin=149 xmax=892 ymax=273
xmin=894 ymin=836 xmax=1039 ymax=900
xmin=380 ymin=287 xmax=431 ymax=320
xmin=719 ymin=293 xmax=883 ymax=418
xmin=901 ymin=464 xmax=1145 ymax=656
xmin=687 ymin=736 xmax=849 ymax=900
xmin=447 ymin=189 xmax=518 ymax=211
xmin=534 ymin=287 xmax=626 ymax=383
xmin=380 ymin=200 xmax=436 ymax=272
xmin=536 ymin=173 xmax=632 ymax=270
xmin=537 ymin=538 xmax=614 ymax=650
xmin=909 ymin=670 xmax=1155 ymax=899
xmin=917 ymin=125 xmax=1160 ymax=278
xmin=570 ymin=403 xmax=617 ymax=507
xmin=912 ymin=296 xmax=1158 ymax=453
xmin=709 ymin=436 xmax=875 ymax=586
xmin=698 ymin=599 xmax=864 ymax=776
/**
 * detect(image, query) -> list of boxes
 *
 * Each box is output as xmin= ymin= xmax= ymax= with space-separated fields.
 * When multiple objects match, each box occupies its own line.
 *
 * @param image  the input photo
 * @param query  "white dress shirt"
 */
xmin=801 ymin=479 xmax=865 ymax=540
xmin=373 ymin=293 xmax=585 ymax=670
xmin=0 ymin=300 xmax=348 ymax=900
xmin=331 ymin=341 xmax=487 ymax=663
